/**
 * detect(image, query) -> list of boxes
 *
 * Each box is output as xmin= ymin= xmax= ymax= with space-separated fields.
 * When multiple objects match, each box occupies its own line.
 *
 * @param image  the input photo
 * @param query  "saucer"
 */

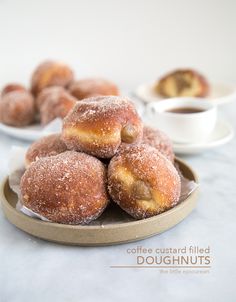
xmin=135 ymin=82 xmax=236 ymax=106
xmin=173 ymin=119 xmax=234 ymax=154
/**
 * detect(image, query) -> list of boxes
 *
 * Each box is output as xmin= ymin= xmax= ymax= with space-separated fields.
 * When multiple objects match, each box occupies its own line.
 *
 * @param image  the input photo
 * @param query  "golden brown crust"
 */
xmin=62 ymin=96 xmax=143 ymax=158
xmin=155 ymin=69 xmax=209 ymax=97
xmin=25 ymin=134 xmax=68 ymax=167
xmin=1 ymin=83 xmax=26 ymax=96
xmin=31 ymin=60 xmax=74 ymax=96
xmin=142 ymin=126 xmax=174 ymax=162
xmin=69 ymin=78 xmax=119 ymax=100
xmin=20 ymin=151 xmax=109 ymax=224
xmin=38 ymin=87 xmax=77 ymax=125
xmin=108 ymin=145 xmax=181 ymax=219
xmin=0 ymin=91 xmax=35 ymax=126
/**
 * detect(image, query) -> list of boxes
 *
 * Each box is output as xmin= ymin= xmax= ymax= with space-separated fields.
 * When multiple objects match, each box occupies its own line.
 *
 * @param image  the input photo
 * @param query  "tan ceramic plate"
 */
xmin=0 ymin=158 xmax=199 ymax=246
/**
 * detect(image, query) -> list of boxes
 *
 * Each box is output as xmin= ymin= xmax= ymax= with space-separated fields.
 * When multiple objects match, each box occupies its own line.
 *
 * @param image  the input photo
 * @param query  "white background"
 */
xmin=0 ymin=0 xmax=236 ymax=88
xmin=0 ymin=1 xmax=236 ymax=302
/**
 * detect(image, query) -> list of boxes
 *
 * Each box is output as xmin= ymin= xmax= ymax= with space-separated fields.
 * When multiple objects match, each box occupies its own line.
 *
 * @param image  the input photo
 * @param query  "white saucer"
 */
xmin=135 ymin=82 xmax=236 ymax=106
xmin=0 ymin=118 xmax=62 ymax=141
xmin=173 ymin=119 xmax=234 ymax=154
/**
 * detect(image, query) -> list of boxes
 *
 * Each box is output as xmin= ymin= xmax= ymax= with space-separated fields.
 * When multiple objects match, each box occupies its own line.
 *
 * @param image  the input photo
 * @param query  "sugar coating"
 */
xmin=108 ymin=144 xmax=181 ymax=219
xmin=0 ymin=90 xmax=35 ymax=127
xmin=142 ymin=126 xmax=174 ymax=162
xmin=25 ymin=133 xmax=68 ymax=167
xmin=69 ymin=78 xmax=119 ymax=100
xmin=62 ymin=96 xmax=143 ymax=158
xmin=20 ymin=151 xmax=109 ymax=224
xmin=39 ymin=87 xmax=77 ymax=125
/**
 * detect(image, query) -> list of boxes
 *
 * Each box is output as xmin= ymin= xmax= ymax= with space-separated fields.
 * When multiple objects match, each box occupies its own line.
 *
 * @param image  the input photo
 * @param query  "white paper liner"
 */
xmin=8 ymin=146 xmax=198 ymax=224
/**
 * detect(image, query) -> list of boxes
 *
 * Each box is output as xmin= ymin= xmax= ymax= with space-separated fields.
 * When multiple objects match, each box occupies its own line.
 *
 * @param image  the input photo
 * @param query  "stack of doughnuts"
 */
xmin=0 ymin=60 xmax=120 ymax=127
xmin=21 ymin=95 xmax=181 ymax=225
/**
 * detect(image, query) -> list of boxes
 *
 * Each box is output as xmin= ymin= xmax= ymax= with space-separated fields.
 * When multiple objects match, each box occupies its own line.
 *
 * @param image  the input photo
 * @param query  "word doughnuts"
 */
xmin=62 ymin=96 xmax=143 ymax=158
xmin=20 ymin=151 xmax=109 ymax=224
xmin=108 ymin=145 xmax=181 ymax=219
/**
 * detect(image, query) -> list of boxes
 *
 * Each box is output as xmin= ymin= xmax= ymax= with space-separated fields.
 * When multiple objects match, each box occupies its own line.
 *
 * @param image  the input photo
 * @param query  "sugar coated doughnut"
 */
xmin=62 ymin=96 xmax=143 ymax=158
xmin=156 ymin=69 xmax=209 ymax=97
xmin=69 ymin=78 xmax=119 ymax=100
xmin=142 ymin=126 xmax=174 ymax=162
xmin=31 ymin=60 xmax=74 ymax=95
xmin=0 ymin=90 xmax=35 ymax=126
xmin=20 ymin=151 xmax=109 ymax=224
xmin=1 ymin=83 xmax=26 ymax=96
xmin=108 ymin=144 xmax=181 ymax=219
xmin=39 ymin=87 xmax=77 ymax=125
xmin=25 ymin=134 xmax=68 ymax=167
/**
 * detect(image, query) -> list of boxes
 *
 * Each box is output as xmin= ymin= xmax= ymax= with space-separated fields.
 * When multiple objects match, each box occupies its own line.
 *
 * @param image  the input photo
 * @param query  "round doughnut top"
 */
xmin=62 ymin=96 xmax=143 ymax=158
xmin=64 ymin=96 xmax=137 ymax=122
xmin=31 ymin=60 xmax=74 ymax=96
xmin=25 ymin=134 xmax=68 ymax=167
xmin=0 ymin=90 xmax=35 ymax=127
xmin=69 ymin=78 xmax=119 ymax=99
xmin=20 ymin=151 xmax=109 ymax=224
xmin=142 ymin=126 xmax=174 ymax=162
xmin=1 ymin=83 xmax=26 ymax=97
xmin=108 ymin=144 xmax=181 ymax=219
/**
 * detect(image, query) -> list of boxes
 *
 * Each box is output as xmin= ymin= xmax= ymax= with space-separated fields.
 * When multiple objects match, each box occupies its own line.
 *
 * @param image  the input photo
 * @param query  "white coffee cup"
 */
xmin=145 ymin=98 xmax=217 ymax=143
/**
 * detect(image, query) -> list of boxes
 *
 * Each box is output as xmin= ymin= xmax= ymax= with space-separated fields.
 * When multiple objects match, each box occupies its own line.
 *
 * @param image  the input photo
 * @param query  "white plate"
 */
xmin=0 ymin=118 xmax=62 ymax=141
xmin=135 ymin=82 xmax=236 ymax=106
xmin=173 ymin=119 xmax=234 ymax=154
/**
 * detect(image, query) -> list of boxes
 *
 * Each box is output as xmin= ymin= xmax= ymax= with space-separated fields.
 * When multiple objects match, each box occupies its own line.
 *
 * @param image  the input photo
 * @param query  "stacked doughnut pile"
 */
xmin=20 ymin=95 xmax=181 ymax=225
xmin=0 ymin=60 xmax=119 ymax=127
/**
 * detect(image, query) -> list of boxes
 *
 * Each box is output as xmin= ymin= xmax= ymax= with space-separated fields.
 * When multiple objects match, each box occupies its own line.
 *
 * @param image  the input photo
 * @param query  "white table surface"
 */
xmin=0 ymin=102 xmax=235 ymax=302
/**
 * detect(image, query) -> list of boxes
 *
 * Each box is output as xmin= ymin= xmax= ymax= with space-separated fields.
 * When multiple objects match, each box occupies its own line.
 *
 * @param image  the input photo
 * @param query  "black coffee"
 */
xmin=166 ymin=107 xmax=205 ymax=114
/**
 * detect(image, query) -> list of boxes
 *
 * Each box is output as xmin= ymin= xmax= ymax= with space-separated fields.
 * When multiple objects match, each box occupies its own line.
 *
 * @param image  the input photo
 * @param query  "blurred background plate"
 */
xmin=0 ymin=118 xmax=62 ymax=141
xmin=135 ymin=82 xmax=236 ymax=105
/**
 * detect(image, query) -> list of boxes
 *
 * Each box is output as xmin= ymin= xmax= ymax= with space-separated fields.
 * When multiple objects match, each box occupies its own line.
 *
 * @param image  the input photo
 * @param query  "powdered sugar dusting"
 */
xmin=142 ymin=126 xmax=174 ymax=162
xmin=25 ymin=133 xmax=68 ymax=166
xmin=62 ymin=96 xmax=143 ymax=158
xmin=108 ymin=144 xmax=181 ymax=219
xmin=20 ymin=151 xmax=109 ymax=224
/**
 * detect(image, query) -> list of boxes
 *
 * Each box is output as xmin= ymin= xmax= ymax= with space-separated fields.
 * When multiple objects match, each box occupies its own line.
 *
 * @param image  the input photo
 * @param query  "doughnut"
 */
xmin=25 ymin=134 xmax=68 ymax=167
xmin=0 ymin=90 xmax=35 ymax=127
xmin=39 ymin=87 xmax=77 ymax=125
xmin=108 ymin=144 xmax=181 ymax=219
xmin=1 ymin=83 xmax=26 ymax=96
xmin=155 ymin=69 xmax=209 ymax=97
xmin=31 ymin=60 xmax=74 ymax=96
xmin=20 ymin=151 xmax=109 ymax=224
xmin=36 ymin=86 xmax=65 ymax=110
xmin=142 ymin=126 xmax=174 ymax=162
xmin=69 ymin=78 xmax=119 ymax=100
xmin=62 ymin=96 xmax=143 ymax=158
